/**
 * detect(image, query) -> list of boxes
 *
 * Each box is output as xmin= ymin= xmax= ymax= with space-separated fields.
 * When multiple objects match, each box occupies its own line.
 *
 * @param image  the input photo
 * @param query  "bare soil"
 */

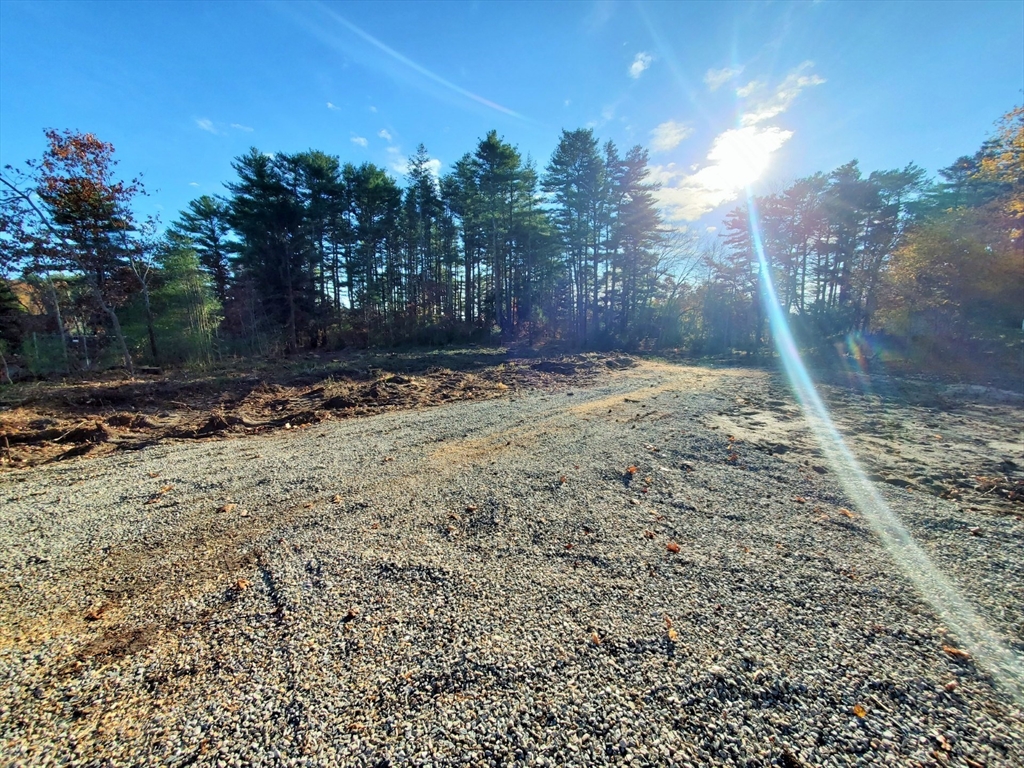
xmin=0 ymin=348 xmax=636 ymax=470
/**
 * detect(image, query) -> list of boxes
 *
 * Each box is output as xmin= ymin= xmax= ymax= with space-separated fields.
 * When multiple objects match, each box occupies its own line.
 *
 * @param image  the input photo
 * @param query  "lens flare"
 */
xmin=746 ymin=194 xmax=1024 ymax=705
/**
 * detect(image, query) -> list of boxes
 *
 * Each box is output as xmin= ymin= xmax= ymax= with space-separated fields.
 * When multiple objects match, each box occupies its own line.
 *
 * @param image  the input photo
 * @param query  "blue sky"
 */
xmin=1 ymin=0 xmax=1021 ymax=231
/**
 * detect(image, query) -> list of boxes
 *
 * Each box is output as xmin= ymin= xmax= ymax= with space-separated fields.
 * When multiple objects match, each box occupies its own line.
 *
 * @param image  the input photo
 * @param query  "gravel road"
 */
xmin=2 ymin=361 xmax=1022 ymax=767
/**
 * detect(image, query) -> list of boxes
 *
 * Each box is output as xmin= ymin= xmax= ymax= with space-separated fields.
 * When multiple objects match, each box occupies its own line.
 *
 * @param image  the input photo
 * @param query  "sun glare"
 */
xmin=695 ymin=125 xmax=793 ymax=192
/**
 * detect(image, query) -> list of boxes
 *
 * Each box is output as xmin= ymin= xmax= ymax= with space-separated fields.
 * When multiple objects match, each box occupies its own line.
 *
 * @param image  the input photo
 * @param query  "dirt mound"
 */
xmin=0 ymin=350 xmax=626 ymax=470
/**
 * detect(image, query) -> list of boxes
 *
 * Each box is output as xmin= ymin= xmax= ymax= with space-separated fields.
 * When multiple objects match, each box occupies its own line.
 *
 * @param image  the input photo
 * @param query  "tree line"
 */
xmin=0 ymin=108 xmax=1020 ymax=378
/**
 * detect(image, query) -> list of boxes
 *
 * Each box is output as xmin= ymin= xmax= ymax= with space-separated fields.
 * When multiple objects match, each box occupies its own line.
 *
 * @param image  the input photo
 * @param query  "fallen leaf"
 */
xmin=664 ymin=616 xmax=673 ymax=629
xmin=332 ymin=494 xmax=343 ymax=504
xmin=218 ymin=503 xmax=237 ymax=514
xmin=465 ymin=504 xmax=478 ymax=512
xmin=852 ymin=704 xmax=867 ymax=718
xmin=643 ymin=476 xmax=652 ymax=484
xmin=84 ymin=603 xmax=109 ymax=621
xmin=342 ymin=608 xmax=359 ymax=623
xmin=629 ymin=499 xmax=641 ymax=506
xmin=235 ymin=578 xmax=251 ymax=591
xmin=838 ymin=507 xmax=855 ymax=518
xmin=626 ymin=465 xmax=639 ymax=475
xmin=793 ymin=496 xmax=806 ymax=504
xmin=667 ymin=627 xmax=678 ymax=641
xmin=944 ymin=680 xmax=958 ymax=692
xmin=565 ymin=543 xmax=574 ymax=550
xmin=666 ymin=541 xmax=680 ymax=553
xmin=304 ymin=502 xmax=315 ymax=509
xmin=383 ymin=456 xmax=395 ymax=462
xmin=559 ymin=476 xmax=567 ymax=484
xmin=942 ymin=645 xmax=971 ymax=659
xmin=643 ymin=530 xmax=655 ymax=539
xmin=590 ymin=632 xmax=602 ymax=645
xmin=147 ymin=472 xmax=160 ymax=478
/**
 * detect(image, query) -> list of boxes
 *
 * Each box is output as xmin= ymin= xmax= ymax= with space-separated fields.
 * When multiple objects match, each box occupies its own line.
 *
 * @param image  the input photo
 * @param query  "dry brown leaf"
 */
xmin=793 ymin=496 xmax=806 ymax=504
xmin=944 ymin=680 xmax=958 ymax=692
xmin=565 ymin=543 xmax=574 ymax=550
xmin=235 ymin=578 xmax=251 ymax=591
xmin=626 ymin=465 xmax=639 ymax=475
xmin=590 ymin=631 xmax=602 ymax=645
xmin=383 ymin=456 xmax=395 ymax=462
xmin=942 ymin=645 xmax=971 ymax=659
xmin=839 ymin=507 xmax=855 ymax=518
xmin=342 ymin=607 xmax=359 ymax=623
xmin=852 ymin=704 xmax=867 ymax=718
xmin=304 ymin=502 xmax=315 ymax=509
xmin=666 ymin=541 xmax=681 ymax=553
xmin=218 ymin=503 xmax=237 ymax=514
xmin=559 ymin=476 xmax=567 ymax=484
xmin=331 ymin=494 xmax=343 ymax=504
xmin=148 ymin=471 xmax=160 ymax=478
xmin=643 ymin=530 xmax=655 ymax=539
xmin=465 ymin=504 xmax=478 ymax=512
xmin=84 ymin=603 xmax=109 ymax=621
xmin=667 ymin=627 xmax=678 ymax=641
xmin=629 ymin=499 xmax=641 ymax=506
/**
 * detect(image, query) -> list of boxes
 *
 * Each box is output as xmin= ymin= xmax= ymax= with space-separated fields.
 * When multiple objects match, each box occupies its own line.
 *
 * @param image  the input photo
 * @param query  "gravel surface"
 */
xmin=1 ymin=361 xmax=1022 ymax=767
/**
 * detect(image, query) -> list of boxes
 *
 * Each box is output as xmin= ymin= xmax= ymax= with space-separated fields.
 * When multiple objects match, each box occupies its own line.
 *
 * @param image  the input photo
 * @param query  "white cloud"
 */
xmin=601 ymin=104 xmax=616 ymax=122
xmin=629 ymin=52 xmax=652 ymax=79
xmin=189 ymin=182 xmax=200 ymax=187
xmin=654 ymin=126 xmax=794 ymax=221
xmin=386 ymin=146 xmax=402 ymax=156
xmin=195 ymin=117 xmax=218 ymax=134
xmin=368 ymin=105 xmax=378 ymax=113
xmin=351 ymin=136 xmax=368 ymax=147
xmin=650 ymin=120 xmax=694 ymax=152
xmin=327 ymin=102 xmax=341 ymax=111
xmin=378 ymin=129 xmax=393 ymax=142
xmin=230 ymin=123 xmax=254 ymax=132
xmin=390 ymin=155 xmax=442 ymax=179
xmin=740 ymin=61 xmax=825 ymax=126
xmin=704 ymin=66 xmax=743 ymax=91
xmin=735 ymin=80 xmax=763 ymax=98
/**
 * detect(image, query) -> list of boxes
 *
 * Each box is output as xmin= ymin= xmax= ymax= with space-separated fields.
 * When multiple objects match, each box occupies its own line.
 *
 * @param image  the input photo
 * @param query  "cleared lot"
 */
xmin=1 ymin=361 xmax=1022 ymax=766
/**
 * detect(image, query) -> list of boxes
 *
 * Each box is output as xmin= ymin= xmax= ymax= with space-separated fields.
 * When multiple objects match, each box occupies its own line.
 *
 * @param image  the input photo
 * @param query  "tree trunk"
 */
xmin=92 ymin=283 xmax=133 ymax=374
xmin=44 ymin=277 xmax=70 ymax=373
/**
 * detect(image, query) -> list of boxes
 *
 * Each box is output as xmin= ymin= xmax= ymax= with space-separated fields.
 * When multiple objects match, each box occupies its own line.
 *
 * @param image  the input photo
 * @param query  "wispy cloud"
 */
xmin=351 ymin=136 xmax=368 ymax=147
xmin=735 ymin=80 xmax=762 ymax=98
xmin=368 ymin=105 xmax=377 ymax=113
xmin=655 ymin=126 xmax=794 ymax=221
xmin=740 ymin=61 xmax=824 ymax=126
xmin=652 ymin=61 xmax=825 ymax=221
xmin=704 ymin=66 xmax=743 ymax=91
xmin=327 ymin=101 xmax=341 ymax=111
xmin=650 ymin=120 xmax=693 ymax=152
xmin=194 ymin=117 xmax=219 ymax=134
xmin=629 ymin=52 xmax=653 ymax=79
xmin=189 ymin=182 xmax=200 ymax=187
xmin=230 ymin=123 xmax=254 ymax=132
xmin=302 ymin=4 xmax=525 ymax=119
xmin=378 ymin=129 xmax=393 ymax=142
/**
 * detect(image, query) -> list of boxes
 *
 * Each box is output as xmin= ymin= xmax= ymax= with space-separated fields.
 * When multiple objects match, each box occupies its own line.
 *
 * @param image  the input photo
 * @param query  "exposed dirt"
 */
xmin=0 ymin=348 xmax=637 ymax=470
